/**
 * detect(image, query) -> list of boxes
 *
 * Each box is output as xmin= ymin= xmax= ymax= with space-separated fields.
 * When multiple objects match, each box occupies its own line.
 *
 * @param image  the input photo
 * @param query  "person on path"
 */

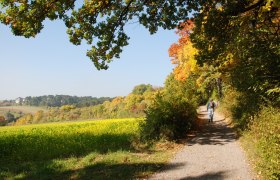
xmin=207 ymin=99 xmax=216 ymax=122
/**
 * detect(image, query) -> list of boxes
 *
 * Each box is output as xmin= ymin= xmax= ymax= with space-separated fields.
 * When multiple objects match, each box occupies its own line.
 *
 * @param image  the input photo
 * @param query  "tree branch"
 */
xmin=231 ymin=0 xmax=265 ymax=16
xmin=241 ymin=0 xmax=265 ymax=13
xmin=110 ymin=0 xmax=134 ymax=41
xmin=118 ymin=0 xmax=134 ymax=26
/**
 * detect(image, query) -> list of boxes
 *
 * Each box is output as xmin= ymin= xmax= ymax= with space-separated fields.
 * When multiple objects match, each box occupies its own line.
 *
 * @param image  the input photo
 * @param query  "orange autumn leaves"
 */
xmin=169 ymin=20 xmax=198 ymax=81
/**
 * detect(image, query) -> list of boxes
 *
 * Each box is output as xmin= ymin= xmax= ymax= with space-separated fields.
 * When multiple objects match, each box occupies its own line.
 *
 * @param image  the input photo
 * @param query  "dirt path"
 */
xmin=148 ymin=106 xmax=255 ymax=180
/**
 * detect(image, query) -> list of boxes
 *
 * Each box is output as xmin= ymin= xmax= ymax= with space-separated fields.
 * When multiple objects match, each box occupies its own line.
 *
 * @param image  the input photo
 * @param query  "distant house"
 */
xmin=15 ymin=97 xmax=25 ymax=104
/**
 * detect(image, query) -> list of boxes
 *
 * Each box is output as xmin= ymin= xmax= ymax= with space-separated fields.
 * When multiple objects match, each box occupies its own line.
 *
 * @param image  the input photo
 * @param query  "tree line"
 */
xmin=12 ymin=84 xmax=156 ymax=125
xmin=23 ymin=95 xmax=114 ymax=107
xmin=0 ymin=95 xmax=114 ymax=107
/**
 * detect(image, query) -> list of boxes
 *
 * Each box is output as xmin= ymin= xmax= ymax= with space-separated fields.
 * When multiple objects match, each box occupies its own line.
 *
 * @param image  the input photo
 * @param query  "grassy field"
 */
xmin=0 ymin=118 xmax=180 ymax=179
xmin=0 ymin=106 xmax=46 ymax=115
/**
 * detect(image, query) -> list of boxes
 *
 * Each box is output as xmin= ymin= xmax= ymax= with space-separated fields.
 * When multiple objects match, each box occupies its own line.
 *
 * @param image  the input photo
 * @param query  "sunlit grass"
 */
xmin=0 ymin=118 xmax=180 ymax=179
xmin=0 ymin=118 xmax=142 ymax=161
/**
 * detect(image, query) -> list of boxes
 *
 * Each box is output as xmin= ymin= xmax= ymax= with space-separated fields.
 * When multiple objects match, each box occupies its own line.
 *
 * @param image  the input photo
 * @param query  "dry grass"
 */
xmin=0 ymin=106 xmax=46 ymax=114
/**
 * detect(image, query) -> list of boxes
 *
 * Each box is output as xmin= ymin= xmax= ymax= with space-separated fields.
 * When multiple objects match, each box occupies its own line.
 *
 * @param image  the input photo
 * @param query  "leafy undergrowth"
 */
xmin=0 ymin=118 xmax=182 ymax=179
xmin=240 ymin=107 xmax=280 ymax=180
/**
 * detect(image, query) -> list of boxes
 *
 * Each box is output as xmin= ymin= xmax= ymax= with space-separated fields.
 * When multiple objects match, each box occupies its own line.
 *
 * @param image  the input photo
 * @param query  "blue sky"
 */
xmin=0 ymin=19 xmax=178 ymax=100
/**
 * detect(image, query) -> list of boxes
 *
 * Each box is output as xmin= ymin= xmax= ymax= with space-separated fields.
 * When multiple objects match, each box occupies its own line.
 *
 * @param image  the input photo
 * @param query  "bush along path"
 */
xmin=148 ymin=106 xmax=255 ymax=180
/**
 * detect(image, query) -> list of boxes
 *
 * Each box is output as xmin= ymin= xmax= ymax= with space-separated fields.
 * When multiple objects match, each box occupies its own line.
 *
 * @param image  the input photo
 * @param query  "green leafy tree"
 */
xmin=141 ymin=73 xmax=199 ymax=141
xmin=0 ymin=0 xmax=209 ymax=69
xmin=4 ymin=112 xmax=15 ymax=122
xmin=1 ymin=0 xmax=279 ymax=70
xmin=123 ymin=94 xmax=144 ymax=114
xmin=132 ymin=84 xmax=153 ymax=95
xmin=1 ymin=1 xmax=278 ymax=74
xmin=22 ymin=95 xmax=113 ymax=107
xmin=191 ymin=0 xmax=280 ymax=105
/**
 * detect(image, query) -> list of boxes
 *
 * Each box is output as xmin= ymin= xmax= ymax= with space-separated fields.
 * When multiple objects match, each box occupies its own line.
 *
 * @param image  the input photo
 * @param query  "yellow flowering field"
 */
xmin=0 ymin=118 xmax=142 ymax=162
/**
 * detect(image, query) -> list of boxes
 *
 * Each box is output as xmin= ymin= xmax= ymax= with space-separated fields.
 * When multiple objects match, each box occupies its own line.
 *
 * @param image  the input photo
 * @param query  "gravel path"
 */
xmin=148 ymin=106 xmax=255 ymax=180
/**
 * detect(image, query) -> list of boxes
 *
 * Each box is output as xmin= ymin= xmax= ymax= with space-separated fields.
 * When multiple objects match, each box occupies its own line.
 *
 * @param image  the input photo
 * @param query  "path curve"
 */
xmin=148 ymin=106 xmax=255 ymax=180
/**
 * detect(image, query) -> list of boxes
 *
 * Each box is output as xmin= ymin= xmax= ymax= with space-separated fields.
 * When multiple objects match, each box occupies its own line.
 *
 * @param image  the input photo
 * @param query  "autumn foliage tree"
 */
xmin=168 ymin=20 xmax=199 ymax=81
xmin=168 ymin=20 xmax=221 ymax=100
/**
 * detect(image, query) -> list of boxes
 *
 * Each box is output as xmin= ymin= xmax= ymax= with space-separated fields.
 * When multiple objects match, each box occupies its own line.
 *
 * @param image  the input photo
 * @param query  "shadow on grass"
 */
xmin=0 ymin=160 xmax=185 ymax=180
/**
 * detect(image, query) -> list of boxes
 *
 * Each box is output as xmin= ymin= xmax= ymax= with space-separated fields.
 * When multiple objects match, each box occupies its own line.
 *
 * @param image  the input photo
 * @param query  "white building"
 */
xmin=15 ymin=97 xmax=25 ymax=104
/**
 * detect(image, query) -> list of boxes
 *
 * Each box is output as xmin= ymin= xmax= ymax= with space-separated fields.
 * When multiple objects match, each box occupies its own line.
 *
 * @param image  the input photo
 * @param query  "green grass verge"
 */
xmin=0 ymin=148 xmax=178 ymax=180
xmin=240 ymin=107 xmax=280 ymax=180
xmin=0 ymin=118 xmax=180 ymax=179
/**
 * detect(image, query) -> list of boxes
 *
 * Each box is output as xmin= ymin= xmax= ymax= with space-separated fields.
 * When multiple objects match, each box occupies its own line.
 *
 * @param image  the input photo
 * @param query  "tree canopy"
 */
xmin=190 ymin=0 xmax=280 ymax=104
xmin=132 ymin=84 xmax=153 ymax=95
xmin=1 ymin=1 xmax=279 ymax=103
xmin=1 ymin=0 xmax=279 ymax=70
xmin=0 ymin=0 xmax=196 ymax=69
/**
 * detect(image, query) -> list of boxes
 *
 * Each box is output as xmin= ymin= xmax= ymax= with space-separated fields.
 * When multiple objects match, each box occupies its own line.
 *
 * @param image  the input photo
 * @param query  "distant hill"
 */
xmin=0 ymin=95 xmax=114 ymax=108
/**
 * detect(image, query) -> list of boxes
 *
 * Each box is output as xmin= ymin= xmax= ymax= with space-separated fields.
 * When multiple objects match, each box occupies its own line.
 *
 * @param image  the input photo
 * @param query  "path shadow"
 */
xmin=188 ymin=122 xmax=236 ymax=146
xmin=214 ymin=118 xmax=226 ymax=123
xmin=188 ymin=107 xmax=237 ymax=146
xmin=156 ymin=162 xmax=187 ymax=173
xmin=180 ymin=170 xmax=229 ymax=180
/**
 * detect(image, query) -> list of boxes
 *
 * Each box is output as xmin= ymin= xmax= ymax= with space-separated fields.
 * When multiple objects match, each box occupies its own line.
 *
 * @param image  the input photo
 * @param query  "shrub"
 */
xmin=220 ymin=87 xmax=260 ymax=130
xmin=141 ymin=92 xmax=197 ymax=141
xmin=4 ymin=112 xmax=15 ymax=123
xmin=60 ymin=105 xmax=76 ymax=111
